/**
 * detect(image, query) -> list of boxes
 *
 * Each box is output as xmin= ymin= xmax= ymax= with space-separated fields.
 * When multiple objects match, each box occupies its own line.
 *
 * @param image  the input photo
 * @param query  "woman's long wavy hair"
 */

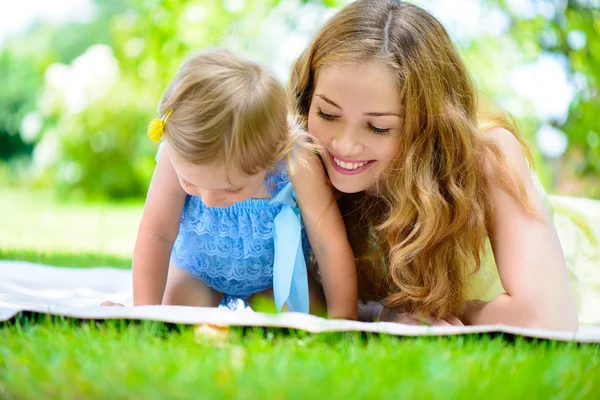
xmin=290 ymin=0 xmax=537 ymax=318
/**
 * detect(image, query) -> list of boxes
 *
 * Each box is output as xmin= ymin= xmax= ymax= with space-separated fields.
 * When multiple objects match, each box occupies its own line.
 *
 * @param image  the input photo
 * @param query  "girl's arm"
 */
xmin=291 ymin=150 xmax=358 ymax=320
xmin=461 ymin=128 xmax=578 ymax=331
xmin=132 ymin=144 xmax=187 ymax=305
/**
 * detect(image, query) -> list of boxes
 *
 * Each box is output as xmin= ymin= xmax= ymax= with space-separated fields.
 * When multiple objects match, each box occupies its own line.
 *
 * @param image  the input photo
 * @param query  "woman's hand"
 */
xmin=379 ymin=307 xmax=464 ymax=326
xmin=100 ymin=300 xmax=125 ymax=307
xmin=290 ymin=149 xmax=358 ymax=320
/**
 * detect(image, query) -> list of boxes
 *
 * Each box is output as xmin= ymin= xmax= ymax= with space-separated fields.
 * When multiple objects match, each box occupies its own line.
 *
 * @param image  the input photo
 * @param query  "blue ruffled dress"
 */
xmin=158 ymin=143 xmax=311 ymax=312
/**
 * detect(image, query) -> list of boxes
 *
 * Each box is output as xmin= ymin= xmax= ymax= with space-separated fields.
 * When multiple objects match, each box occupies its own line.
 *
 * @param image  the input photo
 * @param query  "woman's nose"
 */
xmin=330 ymin=128 xmax=364 ymax=157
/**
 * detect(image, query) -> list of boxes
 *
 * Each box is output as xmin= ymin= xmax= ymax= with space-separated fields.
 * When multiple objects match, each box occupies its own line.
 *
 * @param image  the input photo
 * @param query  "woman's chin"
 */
xmin=329 ymin=172 xmax=370 ymax=194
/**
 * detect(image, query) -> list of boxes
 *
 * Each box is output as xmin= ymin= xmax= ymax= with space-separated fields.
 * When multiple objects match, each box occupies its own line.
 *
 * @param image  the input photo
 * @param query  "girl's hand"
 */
xmin=100 ymin=300 xmax=125 ymax=307
xmin=379 ymin=307 xmax=464 ymax=326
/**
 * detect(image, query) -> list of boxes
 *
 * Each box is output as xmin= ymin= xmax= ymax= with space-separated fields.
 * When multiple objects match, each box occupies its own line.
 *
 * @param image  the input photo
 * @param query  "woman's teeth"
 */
xmin=333 ymin=157 xmax=367 ymax=170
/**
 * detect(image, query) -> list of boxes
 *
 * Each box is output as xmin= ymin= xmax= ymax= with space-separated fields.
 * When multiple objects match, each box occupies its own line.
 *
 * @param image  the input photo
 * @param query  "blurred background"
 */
xmin=1 ymin=0 xmax=599 ymax=261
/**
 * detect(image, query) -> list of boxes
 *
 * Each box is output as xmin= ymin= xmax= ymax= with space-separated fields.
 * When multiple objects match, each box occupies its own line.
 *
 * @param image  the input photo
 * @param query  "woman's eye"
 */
xmin=368 ymin=124 xmax=390 ymax=135
xmin=181 ymin=180 xmax=193 ymax=187
xmin=226 ymin=187 xmax=243 ymax=194
xmin=317 ymin=109 xmax=338 ymax=121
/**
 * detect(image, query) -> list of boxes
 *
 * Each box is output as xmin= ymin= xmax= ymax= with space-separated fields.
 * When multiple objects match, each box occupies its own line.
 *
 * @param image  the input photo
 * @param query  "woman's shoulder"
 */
xmin=482 ymin=127 xmax=554 ymax=219
xmin=482 ymin=127 xmax=531 ymax=176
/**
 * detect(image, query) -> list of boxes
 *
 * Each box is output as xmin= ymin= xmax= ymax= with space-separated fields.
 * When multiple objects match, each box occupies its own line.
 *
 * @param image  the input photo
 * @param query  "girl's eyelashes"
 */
xmin=317 ymin=109 xmax=338 ymax=120
xmin=180 ymin=178 xmax=242 ymax=194
xmin=368 ymin=124 xmax=391 ymax=135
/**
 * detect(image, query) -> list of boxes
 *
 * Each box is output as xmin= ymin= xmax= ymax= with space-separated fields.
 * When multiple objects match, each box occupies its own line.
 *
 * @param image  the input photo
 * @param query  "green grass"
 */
xmin=0 ymin=249 xmax=131 ymax=268
xmin=0 ymin=248 xmax=131 ymax=269
xmin=1 ymin=189 xmax=600 ymax=398
xmin=1 ymin=317 xmax=599 ymax=400
xmin=0 ymin=189 xmax=141 ymax=257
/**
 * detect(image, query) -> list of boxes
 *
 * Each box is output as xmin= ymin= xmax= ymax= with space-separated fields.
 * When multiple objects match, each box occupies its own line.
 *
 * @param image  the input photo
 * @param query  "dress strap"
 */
xmin=268 ymin=182 xmax=309 ymax=313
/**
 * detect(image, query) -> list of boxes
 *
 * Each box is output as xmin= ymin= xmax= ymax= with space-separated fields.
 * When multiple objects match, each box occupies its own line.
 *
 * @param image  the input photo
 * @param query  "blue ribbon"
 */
xmin=269 ymin=182 xmax=309 ymax=313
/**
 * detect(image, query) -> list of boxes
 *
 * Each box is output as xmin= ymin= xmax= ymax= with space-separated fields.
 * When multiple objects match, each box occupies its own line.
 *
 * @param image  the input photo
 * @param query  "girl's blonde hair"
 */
xmin=160 ymin=49 xmax=301 ymax=175
xmin=291 ymin=0 xmax=537 ymax=318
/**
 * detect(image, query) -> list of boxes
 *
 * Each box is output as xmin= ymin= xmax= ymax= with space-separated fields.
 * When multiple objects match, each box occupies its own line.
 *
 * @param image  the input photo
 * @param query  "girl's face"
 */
xmin=169 ymin=149 xmax=268 ymax=208
xmin=308 ymin=61 xmax=402 ymax=194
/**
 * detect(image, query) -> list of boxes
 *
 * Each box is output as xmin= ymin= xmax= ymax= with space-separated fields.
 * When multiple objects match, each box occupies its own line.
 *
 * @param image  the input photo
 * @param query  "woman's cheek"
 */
xmin=307 ymin=115 xmax=325 ymax=143
xmin=307 ymin=114 xmax=316 ymax=135
xmin=381 ymin=136 xmax=400 ymax=161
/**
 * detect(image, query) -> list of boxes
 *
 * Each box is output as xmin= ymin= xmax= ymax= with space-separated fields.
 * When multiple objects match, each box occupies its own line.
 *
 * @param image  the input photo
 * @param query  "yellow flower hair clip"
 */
xmin=147 ymin=109 xmax=173 ymax=143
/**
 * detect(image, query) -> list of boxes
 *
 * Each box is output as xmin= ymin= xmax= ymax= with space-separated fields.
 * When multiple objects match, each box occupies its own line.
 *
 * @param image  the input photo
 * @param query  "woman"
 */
xmin=291 ymin=0 xmax=599 ymax=330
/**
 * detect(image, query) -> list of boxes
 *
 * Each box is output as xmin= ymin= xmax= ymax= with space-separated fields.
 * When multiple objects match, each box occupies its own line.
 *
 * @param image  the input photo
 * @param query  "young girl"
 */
xmin=289 ymin=0 xmax=598 ymax=329
xmin=111 ymin=49 xmax=357 ymax=319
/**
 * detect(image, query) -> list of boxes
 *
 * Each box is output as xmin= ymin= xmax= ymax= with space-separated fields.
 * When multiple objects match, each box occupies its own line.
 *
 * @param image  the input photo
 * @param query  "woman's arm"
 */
xmin=461 ymin=128 xmax=578 ymax=331
xmin=291 ymin=150 xmax=358 ymax=320
xmin=132 ymin=144 xmax=187 ymax=305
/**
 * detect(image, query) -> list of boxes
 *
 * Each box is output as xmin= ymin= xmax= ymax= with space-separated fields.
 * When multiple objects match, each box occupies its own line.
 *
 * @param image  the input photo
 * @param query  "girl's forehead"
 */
xmin=172 ymin=157 xmax=262 ymax=190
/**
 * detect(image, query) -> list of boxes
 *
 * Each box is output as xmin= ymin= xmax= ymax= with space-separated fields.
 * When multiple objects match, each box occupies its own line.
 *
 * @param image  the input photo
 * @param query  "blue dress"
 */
xmin=157 ymin=144 xmax=311 ymax=312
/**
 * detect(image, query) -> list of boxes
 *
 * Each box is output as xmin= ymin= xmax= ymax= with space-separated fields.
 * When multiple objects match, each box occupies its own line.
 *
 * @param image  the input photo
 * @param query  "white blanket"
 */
xmin=1 ymin=261 xmax=599 ymax=343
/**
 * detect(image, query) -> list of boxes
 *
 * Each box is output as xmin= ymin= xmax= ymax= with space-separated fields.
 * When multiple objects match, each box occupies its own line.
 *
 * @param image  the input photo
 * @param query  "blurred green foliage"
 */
xmin=0 ymin=51 xmax=39 ymax=160
xmin=0 ymin=0 xmax=598 ymax=200
xmin=1 ymin=0 xmax=299 ymax=199
xmin=494 ymin=0 xmax=600 ymax=196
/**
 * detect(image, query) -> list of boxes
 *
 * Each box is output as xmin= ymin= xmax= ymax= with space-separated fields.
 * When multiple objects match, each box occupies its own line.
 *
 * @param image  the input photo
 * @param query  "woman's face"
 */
xmin=308 ymin=60 xmax=402 ymax=194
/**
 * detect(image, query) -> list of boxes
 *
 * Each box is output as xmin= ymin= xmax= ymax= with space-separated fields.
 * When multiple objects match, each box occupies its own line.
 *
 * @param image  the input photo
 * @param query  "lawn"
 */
xmin=1 ymin=189 xmax=599 ymax=399
xmin=0 ymin=189 xmax=141 ymax=258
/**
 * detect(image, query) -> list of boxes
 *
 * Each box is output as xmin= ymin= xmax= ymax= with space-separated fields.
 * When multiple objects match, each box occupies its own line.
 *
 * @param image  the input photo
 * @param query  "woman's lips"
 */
xmin=327 ymin=151 xmax=375 ymax=175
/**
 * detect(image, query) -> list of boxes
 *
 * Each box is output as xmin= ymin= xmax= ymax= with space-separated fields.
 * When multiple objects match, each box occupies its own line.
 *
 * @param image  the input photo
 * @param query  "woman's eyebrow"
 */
xmin=364 ymin=111 xmax=402 ymax=117
xmin=316 ymin=94 xmax=342 ymax=109
xmin=316 ymin=93 xmax=401 ymax=117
